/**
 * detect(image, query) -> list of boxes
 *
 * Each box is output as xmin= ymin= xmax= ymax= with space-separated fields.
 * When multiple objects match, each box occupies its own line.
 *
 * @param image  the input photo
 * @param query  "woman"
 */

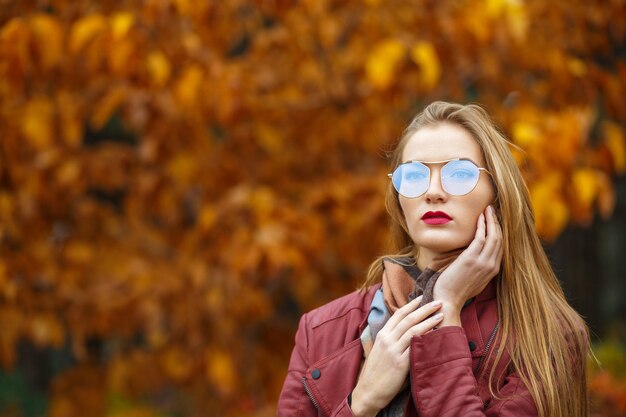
xmin=277 ymin=102 xmax=589 ymax=417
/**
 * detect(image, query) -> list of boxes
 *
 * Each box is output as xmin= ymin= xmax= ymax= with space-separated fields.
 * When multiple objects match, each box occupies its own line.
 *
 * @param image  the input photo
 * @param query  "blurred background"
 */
xmin=0 ymin=0 xmax=625 ymax=416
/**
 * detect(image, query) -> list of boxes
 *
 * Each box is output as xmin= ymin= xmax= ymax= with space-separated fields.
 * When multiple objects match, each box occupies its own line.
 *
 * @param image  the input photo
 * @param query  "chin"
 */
xmin=412 ymin=230 xmax=474 ymax=252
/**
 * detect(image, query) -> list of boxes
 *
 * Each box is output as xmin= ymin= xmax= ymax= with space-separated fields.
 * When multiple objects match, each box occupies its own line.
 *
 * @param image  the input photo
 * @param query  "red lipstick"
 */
xmin=421 ymin=211 xmax=452 ymax=225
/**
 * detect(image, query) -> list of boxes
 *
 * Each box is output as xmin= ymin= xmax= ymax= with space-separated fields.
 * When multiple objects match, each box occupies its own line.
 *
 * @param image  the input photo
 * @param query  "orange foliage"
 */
xmin=0 ymin=1 xmax=625 ymax=415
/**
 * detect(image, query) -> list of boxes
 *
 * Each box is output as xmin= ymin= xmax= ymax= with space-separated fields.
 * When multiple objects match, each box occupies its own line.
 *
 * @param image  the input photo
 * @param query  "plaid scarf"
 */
xmin=360 ymin=251 xmax=461 ymax=357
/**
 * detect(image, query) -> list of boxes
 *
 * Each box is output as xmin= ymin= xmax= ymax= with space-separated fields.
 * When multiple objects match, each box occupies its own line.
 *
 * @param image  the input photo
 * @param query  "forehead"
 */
xmin=401 ymin=123 xmax=485 ymax=165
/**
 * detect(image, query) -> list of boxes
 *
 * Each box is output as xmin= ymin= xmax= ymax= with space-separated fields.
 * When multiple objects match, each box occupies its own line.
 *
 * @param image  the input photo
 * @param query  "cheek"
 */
xmin=458 ymin=189 xmax=494 ymax=237
xmin=398 ymin=196 xmax=411 ymax=222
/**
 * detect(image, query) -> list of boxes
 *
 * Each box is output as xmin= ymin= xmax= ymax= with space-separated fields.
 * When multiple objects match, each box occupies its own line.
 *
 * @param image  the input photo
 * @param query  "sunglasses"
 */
xmin=388 ymin=158 xmax=491 ymax=198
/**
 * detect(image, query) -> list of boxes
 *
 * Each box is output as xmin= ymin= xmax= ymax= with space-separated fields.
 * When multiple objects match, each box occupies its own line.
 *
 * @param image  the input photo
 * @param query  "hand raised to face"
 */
xmin=432 ymin=205 xmax=503 ymax=326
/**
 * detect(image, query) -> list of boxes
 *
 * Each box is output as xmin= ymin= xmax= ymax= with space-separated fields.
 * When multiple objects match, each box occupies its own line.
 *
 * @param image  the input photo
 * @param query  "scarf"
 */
xmin=360 ymin=250 xmax=461 ymax=358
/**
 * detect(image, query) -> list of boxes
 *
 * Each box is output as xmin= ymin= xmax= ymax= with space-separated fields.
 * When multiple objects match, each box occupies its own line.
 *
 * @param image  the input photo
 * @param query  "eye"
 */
xmin=448 ymin=169 xmax=475 ymax=180
xmin=404 ymin=171 xmax=427 ymax=182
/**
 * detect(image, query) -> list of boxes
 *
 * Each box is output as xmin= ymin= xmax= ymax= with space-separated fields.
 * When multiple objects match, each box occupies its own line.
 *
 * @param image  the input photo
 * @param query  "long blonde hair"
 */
xmin=364 ymin=102 xmax=589 ymax=417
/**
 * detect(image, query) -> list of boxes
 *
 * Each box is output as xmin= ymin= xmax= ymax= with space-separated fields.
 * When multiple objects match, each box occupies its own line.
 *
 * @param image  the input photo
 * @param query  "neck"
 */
xmin=417 ymin=246 xmax=466 ymax=270
xmin=416 ymin=247 xmax=437 ymax=270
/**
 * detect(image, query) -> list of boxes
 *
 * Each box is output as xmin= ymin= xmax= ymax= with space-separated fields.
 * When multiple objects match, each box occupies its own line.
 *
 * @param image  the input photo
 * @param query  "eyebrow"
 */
xmin=400 ymin=157 xmax=481 ymax=166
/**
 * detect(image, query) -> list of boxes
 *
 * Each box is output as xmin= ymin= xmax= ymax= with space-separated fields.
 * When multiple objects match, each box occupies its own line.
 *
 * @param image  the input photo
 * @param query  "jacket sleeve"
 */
xmin=409 ymin=326 xmax=538 ymax=417
xmin=277 ymin=313 xmax=357 ymax=417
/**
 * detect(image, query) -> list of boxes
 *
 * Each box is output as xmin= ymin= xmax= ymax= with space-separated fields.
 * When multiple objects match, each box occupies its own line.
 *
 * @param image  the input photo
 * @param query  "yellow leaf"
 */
xmin=111 ymin=12 xmax=134 ymax=39
xmin=206 ymin=350 xmax=236 ymax=395
xmin=174 ymin=65 xmax=204 ymax=107
xmin=28 ymin=314 xmax=65 ymax=348
xmin=604 ymin=121 xmax=626 ymax=174
xmin=69 ymin=14 xmax=107 ymax=54
xmin=568 ymin=58 xmax=587 ymax=77
xmin=146 ymin=51 xmax=171 ymax=87
xmin=251 ymin=187 xmax=276 ymax=219
xmin=572 ymin=168 xmax=598 ymax=210
xmin=91 ymin=86 xmax=126 ymax=130
xmin=504 ymin=0 xmax=528 ymax=41
xmin=21 ymin=96 xmax=55 ymax=149
xmin=57 ymin=160 xmax=81 ymax=186
xmin=256 ymin=124 xmax=283 ymax=154
xmin=410 ymin=41 xmax=441 ymax=89
xmin=30 ymin=14 xmax=64 ymax=70
xmin=530 ymin=175 xmax=569 ymax=241
xmin=365 ymin=39 xmax=405 ymax=90
xmin=511 ymin=121 xmax=541 ymax=148
xmin=0 ymin=18 xmax=31 ymax=73
xmin=485 ymin=0 xmax=507 ymax=17
xmin=167 ymin=153 xmax=196 ymax=184
xmin=160 ymin=347 xmax=193 ymax=381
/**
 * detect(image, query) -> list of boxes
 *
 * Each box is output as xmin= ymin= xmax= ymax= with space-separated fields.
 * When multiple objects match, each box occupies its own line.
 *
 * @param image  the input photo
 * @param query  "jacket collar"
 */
xmin=303 ymin=275 xmax=498 ymax=415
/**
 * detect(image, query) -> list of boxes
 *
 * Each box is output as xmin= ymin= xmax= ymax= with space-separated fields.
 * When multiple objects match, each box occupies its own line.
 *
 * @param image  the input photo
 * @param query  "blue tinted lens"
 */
xmin=441 ymin=160 xmax=480 ymax=195
xmin=391 ymin=162 xmax=429 ymax=198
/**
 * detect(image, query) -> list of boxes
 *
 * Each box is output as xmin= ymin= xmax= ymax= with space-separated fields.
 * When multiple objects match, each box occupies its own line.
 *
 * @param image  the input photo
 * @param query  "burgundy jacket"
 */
xmin=277 ymin=280 xmax=538 ymax=417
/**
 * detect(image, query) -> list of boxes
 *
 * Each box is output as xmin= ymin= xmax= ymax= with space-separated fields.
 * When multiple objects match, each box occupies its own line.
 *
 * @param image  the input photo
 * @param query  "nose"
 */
xmin=423 ymin=167 xmax=448 ymax=202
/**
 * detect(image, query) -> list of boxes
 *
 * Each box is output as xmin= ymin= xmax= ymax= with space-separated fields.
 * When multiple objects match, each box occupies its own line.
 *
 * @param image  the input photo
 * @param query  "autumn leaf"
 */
xmin=410 ymin=41 xmax=441 ymax=89
xmin=30 ymin=14 xmax=64 ymax=70
xmin=572 ymin=168 xmax=598 ymax=209
xmin=173 ymin=65 xmax=204 ymax=108
xmin=206 ymin=350 xmax=237 ymax=396
xmin=512 ymin=121 xmax=542 ymax=148
xmin=604 ymin=121 xmax=626 ymax=174
xmin=27 ymin=314 xmax=65 ymax=348
xmin=0 ymin=17 xmax=31 ymax=75
xmin=91 ymin=86 xmax=127 ymax=129
xmin=110 ymin=13 xmax=134 ymax=39
xmin=69 ymin=14 xmax=107 ymax=54
xmin=159 ymin=347 xmax=194 ymax=382
xmin=365 ymin=38 xmax=405 ymax=90
xmin=20 ymin=95 xmax=55 ymax=149
xmin=146 ymin=51 xmax=171 ymax=87
xmin=530 ymin=174 xmax=569 ymax=240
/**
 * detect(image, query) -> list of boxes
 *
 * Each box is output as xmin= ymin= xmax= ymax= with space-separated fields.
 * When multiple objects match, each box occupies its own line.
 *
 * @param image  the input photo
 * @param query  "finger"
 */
xmin=391 ymin=300 xmax=442 ymax=338
xmin=481 ymin=206 xmax=501 ymax=258
xmin=465 ymin=213 xmax=487 ymax=255
xmin=492 ymin=205 xmax=503 ymax=237
xmin=384 ymin=295 xmax=423 ymax=330
xmin=398 ymin=312 xmax=444 ymax=350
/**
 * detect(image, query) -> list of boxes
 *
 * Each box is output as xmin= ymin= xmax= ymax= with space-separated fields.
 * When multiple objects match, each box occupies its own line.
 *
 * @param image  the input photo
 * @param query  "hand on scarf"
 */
xmin=350 ymin=296 xmax=443 ymax=417
xmin=433 ymin=205 xmax=503 ymax=327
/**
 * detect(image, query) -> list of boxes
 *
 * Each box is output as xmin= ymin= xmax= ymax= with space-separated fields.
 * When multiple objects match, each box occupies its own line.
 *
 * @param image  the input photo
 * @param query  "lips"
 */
xmin=421 ymin=211 xmax=452 ymax=225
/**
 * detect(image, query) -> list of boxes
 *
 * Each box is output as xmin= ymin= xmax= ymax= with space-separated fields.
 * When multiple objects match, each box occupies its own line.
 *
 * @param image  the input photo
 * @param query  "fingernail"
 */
xmin=433 ymin=312 xmax=444 ymax=320
xmin=489 ymin=205 xmax=494 ymax=215
xmin=431 ymin=300 xmax=442 ymax=307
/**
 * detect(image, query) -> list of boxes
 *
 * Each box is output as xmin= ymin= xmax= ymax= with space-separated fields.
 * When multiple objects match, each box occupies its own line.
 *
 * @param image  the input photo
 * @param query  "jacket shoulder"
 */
xmin=306 ymin=285 xmax=378 ymax=329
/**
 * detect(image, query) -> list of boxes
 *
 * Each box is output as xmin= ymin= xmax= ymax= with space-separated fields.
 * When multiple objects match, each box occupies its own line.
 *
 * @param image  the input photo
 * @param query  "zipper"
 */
xmin=474 ymin=319 xmax=499 ymax=375
xmin=302 ymin=376 xmax=322 ymax=412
